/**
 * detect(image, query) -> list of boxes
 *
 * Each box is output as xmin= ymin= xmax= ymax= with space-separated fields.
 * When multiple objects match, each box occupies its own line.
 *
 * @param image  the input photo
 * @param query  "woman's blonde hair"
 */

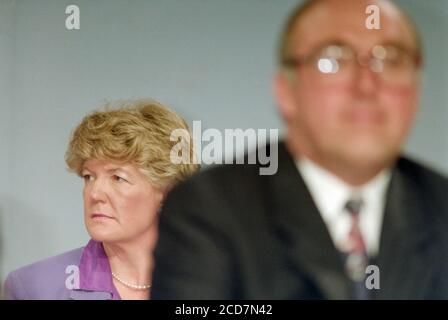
xmin=65 ymin=99 xmax=199 ymax=189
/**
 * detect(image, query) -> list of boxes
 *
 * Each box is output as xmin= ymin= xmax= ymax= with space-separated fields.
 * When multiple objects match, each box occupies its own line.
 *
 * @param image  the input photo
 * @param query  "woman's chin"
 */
xmin=86 ymin=225 xmax=121 ymax=243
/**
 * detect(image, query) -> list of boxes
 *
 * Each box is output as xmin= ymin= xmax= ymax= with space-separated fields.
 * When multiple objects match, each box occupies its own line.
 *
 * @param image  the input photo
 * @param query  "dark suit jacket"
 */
xmin=152 ymin=142 xmax=448 ymax=299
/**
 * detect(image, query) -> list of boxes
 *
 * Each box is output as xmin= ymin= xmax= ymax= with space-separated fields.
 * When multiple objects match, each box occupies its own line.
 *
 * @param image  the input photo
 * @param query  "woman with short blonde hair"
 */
xmin=4 ymin=99 xmax=199 ymax=300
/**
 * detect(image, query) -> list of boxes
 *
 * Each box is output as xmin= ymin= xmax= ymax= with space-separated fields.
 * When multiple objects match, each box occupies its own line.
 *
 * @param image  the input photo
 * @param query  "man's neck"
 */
xmin=285 ymin=137 xmax=393 ymax=187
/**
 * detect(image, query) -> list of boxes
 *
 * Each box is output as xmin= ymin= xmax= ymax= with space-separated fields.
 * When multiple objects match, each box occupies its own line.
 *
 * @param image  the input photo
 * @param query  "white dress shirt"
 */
xmin=296 ymin=157 xmax=392 ymax=257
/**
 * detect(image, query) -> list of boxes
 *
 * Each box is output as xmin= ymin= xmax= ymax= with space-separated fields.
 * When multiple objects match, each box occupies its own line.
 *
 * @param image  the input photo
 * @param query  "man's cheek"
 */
xmin=381 ymin=85 xmax=418 ymax=104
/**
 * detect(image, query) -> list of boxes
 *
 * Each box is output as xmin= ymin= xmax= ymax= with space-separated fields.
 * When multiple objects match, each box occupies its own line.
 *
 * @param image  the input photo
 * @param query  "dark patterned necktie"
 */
xmin=343 ymin=197 xmax=370 ymax=299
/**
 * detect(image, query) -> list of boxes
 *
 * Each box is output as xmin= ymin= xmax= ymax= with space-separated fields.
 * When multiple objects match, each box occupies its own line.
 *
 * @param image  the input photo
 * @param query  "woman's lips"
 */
xmin=91 ymin=213 xmax=114 ymax=219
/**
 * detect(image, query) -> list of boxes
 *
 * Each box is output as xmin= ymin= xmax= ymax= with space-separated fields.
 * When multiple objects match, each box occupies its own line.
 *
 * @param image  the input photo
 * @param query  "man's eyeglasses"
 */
xmin=281 ymin=43 xmax=422 ymax=86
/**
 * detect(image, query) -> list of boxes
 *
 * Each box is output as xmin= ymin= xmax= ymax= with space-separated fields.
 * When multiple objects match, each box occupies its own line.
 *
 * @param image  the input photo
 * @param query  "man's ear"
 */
xmin=273 ymin=71 xmax=296 ymax=122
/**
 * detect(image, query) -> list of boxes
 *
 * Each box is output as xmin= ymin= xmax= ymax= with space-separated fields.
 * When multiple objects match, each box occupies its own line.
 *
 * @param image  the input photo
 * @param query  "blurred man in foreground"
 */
xmin=152 ymin=0 xmax=448 ymax=299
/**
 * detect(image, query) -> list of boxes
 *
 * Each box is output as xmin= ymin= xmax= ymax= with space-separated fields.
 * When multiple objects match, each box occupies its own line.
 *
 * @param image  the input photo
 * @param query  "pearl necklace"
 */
xmin=111 ymin=272 xmax=151 ymax=290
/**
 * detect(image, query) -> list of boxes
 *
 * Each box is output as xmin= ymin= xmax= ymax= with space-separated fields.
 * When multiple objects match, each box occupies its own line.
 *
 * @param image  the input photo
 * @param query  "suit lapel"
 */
xmin=267 ymin=143 xmax=351 ymax=299
xmin=374 ymin=158 xmax=438 ymax=299
xmin=264 ymin=144 xmax=438 ymax=299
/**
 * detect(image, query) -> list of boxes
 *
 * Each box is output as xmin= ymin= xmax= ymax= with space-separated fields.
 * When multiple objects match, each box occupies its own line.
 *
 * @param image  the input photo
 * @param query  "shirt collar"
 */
xmin=77 ymin=239 xmax=121 ymax=300
xmin=297 ymin=157 xmax=353 ymax=222
xmin=296 ymin=157 xmax=391 ymax=255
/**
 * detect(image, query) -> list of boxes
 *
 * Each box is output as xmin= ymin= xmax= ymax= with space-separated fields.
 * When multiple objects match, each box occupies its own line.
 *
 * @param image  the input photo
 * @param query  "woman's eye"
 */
xmin=114 ymin=175 xmax=127 ymax=183
xmin=82 ymin=174 xmax=93 ymax=182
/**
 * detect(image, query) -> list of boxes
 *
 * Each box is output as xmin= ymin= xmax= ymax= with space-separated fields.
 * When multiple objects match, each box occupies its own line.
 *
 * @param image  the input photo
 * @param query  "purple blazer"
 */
xmin=4 ymin=240 xmax=121 ymax=300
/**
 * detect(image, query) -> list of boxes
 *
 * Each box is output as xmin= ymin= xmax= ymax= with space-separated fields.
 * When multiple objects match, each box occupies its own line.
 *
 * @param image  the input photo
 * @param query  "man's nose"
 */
xmin=353 ymin=60 xmax=379 ymax=96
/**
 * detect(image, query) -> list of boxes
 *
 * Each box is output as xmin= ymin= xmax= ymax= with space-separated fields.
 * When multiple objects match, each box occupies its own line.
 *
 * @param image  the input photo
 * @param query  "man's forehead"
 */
xmin=291 ymin=0 xmax=417 ymax=53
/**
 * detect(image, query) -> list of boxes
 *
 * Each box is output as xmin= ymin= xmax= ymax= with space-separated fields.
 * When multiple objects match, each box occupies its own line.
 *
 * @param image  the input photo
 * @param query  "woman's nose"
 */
xmin=88 ymin=179 xmax=108 ymax=202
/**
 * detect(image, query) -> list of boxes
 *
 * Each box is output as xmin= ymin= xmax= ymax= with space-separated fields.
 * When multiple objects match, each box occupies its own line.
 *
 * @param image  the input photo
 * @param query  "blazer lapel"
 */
xmin=69 ymin=289 xmax=113 ymax=300
xmin=374 ymin=158 xmax=438 ymax=299
xmin=267 ymin=143 xmax=351 ymax=299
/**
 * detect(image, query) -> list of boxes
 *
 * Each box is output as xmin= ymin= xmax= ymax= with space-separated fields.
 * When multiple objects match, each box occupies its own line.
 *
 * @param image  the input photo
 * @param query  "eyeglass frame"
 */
xmin=280 ymin=41 xmax=423 ymax=84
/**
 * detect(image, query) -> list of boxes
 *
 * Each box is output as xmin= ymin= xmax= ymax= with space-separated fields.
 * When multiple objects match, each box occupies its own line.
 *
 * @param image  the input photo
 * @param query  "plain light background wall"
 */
xmin=1 ymin=0 xmax=14 ymax=292
xmin=0 ymin=0 xmax=447 ymax=289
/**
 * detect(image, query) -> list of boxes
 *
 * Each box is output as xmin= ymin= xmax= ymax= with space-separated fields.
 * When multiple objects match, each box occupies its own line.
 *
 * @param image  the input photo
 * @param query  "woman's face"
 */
xmin=81 ymin=158 xmax=164 ymax=244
